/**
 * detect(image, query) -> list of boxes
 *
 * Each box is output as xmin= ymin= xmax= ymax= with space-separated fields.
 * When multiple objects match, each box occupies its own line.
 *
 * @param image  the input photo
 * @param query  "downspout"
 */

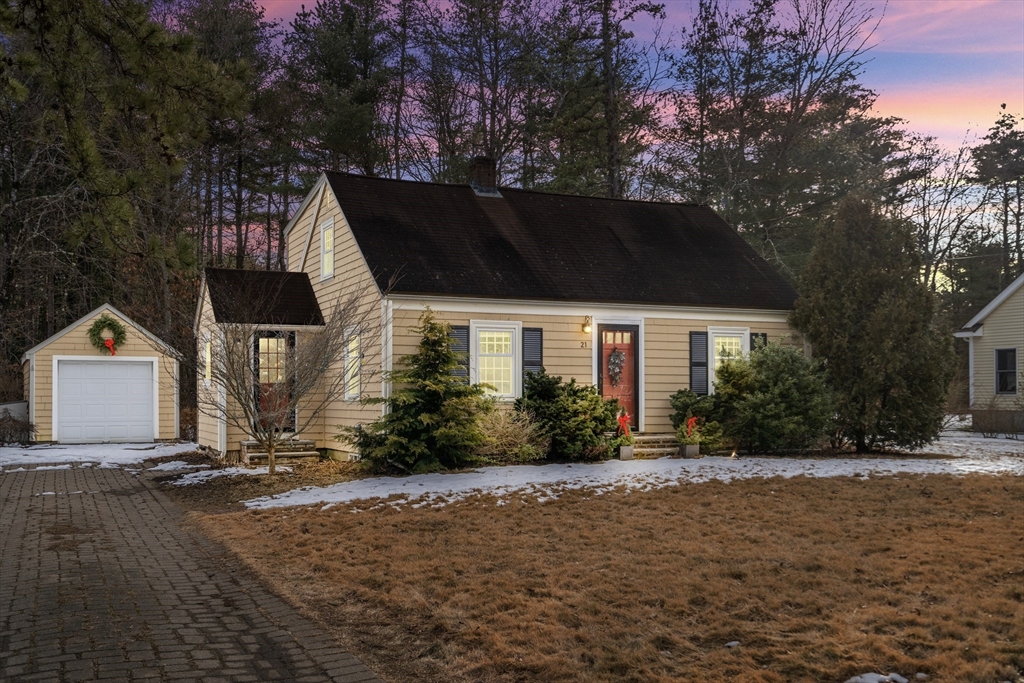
xmin=968 ymin=335 xmax=975 ymax=409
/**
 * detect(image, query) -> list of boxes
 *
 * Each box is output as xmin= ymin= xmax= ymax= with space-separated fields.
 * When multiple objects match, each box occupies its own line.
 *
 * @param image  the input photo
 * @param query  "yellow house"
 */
xmin=21 ymin=303 xmax=180 ymax=443
xmin=196 ymin=160 xmax=801 ymax=460
xmin=955 ymin=272 xmax=1024 ymax=433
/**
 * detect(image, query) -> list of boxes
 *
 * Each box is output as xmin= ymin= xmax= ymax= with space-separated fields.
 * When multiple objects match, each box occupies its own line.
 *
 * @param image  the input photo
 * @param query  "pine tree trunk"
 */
xmin=600 ymin=0 xmax=621 ymax=199
xmin=217 ymin=161 xmax=224 ymax=266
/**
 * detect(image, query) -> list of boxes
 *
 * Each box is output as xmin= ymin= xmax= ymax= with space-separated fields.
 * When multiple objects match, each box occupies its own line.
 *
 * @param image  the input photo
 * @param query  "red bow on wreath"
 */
xmin=103 ymin=338 xmax=117 ymax=356
xmin=617 ymin=412 xmax=632 ymax=437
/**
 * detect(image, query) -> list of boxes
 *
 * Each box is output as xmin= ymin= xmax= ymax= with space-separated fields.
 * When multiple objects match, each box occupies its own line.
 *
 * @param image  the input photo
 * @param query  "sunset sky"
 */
xmin=257 ymin=0 xmax=1024 ymax=150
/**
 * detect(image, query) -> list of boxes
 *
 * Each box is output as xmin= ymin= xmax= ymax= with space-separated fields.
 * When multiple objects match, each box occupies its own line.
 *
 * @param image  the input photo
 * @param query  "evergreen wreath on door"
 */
xmin=608 ymin=347 xmax=626 ymax=387
xmin=88 ymin=314 xmax=127 ymax=355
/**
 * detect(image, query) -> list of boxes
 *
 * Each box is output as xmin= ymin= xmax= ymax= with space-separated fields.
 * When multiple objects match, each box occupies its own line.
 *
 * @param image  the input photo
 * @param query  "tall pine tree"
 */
xmin=790 ymin=198 xmax=954 ymax=452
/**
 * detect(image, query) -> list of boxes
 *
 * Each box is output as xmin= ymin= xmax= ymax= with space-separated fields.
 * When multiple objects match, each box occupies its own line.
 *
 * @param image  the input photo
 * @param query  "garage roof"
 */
xmin=22 ymin=304 xmax=178 ymax=362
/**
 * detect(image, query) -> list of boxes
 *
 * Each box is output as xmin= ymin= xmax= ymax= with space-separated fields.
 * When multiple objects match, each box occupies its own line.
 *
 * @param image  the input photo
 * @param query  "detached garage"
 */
xmin=21 ymin=304 xmax=180 ymax=443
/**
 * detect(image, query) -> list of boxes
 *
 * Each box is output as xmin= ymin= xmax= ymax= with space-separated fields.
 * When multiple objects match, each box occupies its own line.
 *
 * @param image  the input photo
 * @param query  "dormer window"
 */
xmin=320 ymin=218 xmax=335 ymax=279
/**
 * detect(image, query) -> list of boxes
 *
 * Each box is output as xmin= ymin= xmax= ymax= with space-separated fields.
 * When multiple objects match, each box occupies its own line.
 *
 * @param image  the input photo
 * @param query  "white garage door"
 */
xmin=57 ymin=361 xmax=155 ymax=443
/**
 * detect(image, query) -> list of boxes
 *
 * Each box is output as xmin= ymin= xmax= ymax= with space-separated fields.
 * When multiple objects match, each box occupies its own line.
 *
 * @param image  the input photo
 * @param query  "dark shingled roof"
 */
xmin=323 ymin=173 xmax=797 ymax=310
xmin=204 ymin=268 xmax=324 ymax=326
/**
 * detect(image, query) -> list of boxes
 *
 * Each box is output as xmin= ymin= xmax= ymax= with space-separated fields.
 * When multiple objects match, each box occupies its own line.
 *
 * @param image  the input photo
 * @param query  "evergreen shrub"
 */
xmin=342 ymin=310 xmax=488 ymax=473
xmin=670 ymin=343 xmax=833 ymax=454
xmin=515 ymin=370 xmax=620 ymax=461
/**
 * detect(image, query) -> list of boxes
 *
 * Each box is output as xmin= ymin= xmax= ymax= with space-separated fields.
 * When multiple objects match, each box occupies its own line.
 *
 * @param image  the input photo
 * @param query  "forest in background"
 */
xmin=1 ymin=0 xmax=1021 ymax=405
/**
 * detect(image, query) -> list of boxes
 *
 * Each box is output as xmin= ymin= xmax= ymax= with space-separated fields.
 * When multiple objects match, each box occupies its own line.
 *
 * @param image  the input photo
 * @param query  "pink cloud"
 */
xmin=871 ymin=77 xmax=1024 ymax=147
xmin=869 ymin=0 xmax=1024 ymax=54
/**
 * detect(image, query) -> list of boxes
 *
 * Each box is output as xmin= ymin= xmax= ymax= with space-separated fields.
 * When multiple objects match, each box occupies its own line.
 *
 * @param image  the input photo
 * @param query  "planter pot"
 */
xmin=619 ymin=445 xmax=634 ymax=460
xmin=683 ymin=444 xmax=700 ymax=458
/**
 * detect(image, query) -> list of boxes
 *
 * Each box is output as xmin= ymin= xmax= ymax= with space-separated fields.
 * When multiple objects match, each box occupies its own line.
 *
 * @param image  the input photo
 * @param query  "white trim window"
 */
xmin=344 ymin=331 xmax=361 ymax=400
xmin=995 ymin=348 xmax=1017 ymax=395
xmin=470 ymin=320 xmax=522 ymax=399
xmin=707 ymin=326 xmax=749 ymax=393
xmin=320 ymin=217 xmax=335 ymax=280
xmin=203 ymin=337 xmax=212 ymax=386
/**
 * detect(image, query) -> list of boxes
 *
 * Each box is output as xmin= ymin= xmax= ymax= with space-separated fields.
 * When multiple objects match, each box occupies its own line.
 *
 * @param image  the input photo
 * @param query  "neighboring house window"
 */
xmin=707 ymin=327 xmax=749 ymax=393
xmin=320 ymin=218 xmax=335 ymax=279
xmin=470 ymin=321 xmax=522 ymax=398
xmin=345 ymin=332 xmax=360 ymax=400
xmin=996 ymin=348 xmax=1017 ymax=395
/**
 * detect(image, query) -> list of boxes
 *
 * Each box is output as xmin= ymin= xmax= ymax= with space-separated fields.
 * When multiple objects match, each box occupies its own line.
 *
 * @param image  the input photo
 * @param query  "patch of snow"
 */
xmin=244 ymin=430 xmax=1022 ymax=511
xmin=846 ymin=674 xmax=911 ymax=683
xmin=147 ymin=461 xmax=210 ymax=472
xmin=0 ymin=442 xmax=199 ymax=469
xmin=171 ymin=466 xmax=292 ymax=486
xmin=33 ymin=464 xmax=72 ymax=470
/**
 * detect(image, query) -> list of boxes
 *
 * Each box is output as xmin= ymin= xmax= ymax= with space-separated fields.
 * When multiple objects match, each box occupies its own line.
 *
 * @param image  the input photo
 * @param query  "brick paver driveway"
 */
xmin=0 ymin=465 xmax=382 ymax=682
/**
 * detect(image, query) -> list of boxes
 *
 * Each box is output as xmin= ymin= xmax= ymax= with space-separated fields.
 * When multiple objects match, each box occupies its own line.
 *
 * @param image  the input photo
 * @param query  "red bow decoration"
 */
xmin=617 ymin=412 xmax=632 ymax=437
xmin=686 ymin=416 xmax=698 ymax=437
xmin=103 ymin=338 xmax=117 ymax=355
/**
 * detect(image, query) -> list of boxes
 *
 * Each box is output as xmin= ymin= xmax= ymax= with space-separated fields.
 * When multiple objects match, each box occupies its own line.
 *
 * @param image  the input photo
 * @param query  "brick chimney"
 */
xmin=469 ymin=156 xmax=500 ymax=197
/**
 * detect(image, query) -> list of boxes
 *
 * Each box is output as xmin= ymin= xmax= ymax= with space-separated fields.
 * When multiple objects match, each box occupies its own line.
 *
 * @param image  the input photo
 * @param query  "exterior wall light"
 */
xmin=582 ymin=316 xmax=592 ymax=334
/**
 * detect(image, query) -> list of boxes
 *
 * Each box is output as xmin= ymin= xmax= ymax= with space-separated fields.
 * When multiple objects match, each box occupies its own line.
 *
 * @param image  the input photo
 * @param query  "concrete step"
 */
xmin=634 ymin=446 xmax=680 ymax=457
xmin=633 ymin=434 xmax=677 ymax=443
xmin=246 ymin=451 xmax=320 ymax=465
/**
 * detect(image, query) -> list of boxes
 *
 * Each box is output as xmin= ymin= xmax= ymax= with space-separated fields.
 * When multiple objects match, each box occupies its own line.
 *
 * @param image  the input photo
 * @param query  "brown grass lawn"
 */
xmin=188 ymin=474 xmax=1024 ymax=683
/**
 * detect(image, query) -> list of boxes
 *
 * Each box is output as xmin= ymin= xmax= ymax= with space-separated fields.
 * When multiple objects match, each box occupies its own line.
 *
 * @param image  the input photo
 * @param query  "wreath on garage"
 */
xmin=88 ymin=314 xmax=127 ymax=355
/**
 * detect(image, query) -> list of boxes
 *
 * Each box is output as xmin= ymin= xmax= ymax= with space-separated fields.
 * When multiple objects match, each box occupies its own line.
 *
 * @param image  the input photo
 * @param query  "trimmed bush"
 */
xmin=515 ymin=370 xmax=620 ymax=461
xmin=715 ymin=343 xmax=833 ymax=453
xmin=474 ymin=403 xmax=549 ymax=464
xmin=670 ymin=343 xmax=833 ymax=454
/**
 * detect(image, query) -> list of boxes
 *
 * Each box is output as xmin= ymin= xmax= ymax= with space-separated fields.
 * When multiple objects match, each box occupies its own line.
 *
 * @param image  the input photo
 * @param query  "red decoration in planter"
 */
xmin=104 ymin=338 xmax=117 ymax=356
xmin=617 ymin=412 xmax=632 ymax=437
xmin=686 ymin=416 xmax=698 ymax=437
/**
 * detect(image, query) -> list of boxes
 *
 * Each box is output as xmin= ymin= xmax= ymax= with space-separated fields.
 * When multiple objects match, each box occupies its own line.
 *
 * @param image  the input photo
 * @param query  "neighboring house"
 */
xmin=955 ymin=272 xmax=1024 ymax=433
xmin=195 ymin=159 xmax=799 ymax=460
xmin=21 ymin=303 xmax=180 ymax=443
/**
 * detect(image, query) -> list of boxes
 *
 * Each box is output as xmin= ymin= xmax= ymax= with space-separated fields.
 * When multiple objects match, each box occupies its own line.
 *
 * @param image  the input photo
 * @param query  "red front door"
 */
xmin=598 ymin=325 xmax=638 ymax=428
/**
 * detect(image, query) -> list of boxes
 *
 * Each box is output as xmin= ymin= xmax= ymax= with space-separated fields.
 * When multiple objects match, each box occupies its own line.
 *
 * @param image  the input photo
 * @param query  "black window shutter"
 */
xmin=750 ymin=332 xmax=768 ymax=351
xmin=690 ymin=331 xmax=708 ymax=395
xmin=523 ymin=327 xmax=543 ymax=381
xmin=449 ymin=325 xmax=469 ymax=381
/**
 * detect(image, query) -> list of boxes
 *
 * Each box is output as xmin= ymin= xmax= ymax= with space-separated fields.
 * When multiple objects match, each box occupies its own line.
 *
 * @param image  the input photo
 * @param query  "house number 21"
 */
xmin=580 ymin=341 xmax=589 ymax=348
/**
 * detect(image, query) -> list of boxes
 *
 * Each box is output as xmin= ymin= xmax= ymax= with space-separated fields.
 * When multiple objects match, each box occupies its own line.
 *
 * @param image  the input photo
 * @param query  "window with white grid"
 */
xmin=708 ymin=327 xmax=749 ymax=394
xmin=345 ymin=333 xmax=361 ymax=399
xmin=470 ymin=321 xmax=522 ymax=399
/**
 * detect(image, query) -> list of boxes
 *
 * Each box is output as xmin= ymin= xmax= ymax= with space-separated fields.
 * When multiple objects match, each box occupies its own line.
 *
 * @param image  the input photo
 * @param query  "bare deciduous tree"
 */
xmin=197 ymin=280 xmax=382 ymax=473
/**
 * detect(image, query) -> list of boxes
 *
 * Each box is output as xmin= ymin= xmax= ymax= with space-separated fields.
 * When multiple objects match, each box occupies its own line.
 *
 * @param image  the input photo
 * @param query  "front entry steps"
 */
xmin=241 ymin=439 xmax=320 ymax=465
xmin=631 ymin=433 xmax=680 ymax=458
